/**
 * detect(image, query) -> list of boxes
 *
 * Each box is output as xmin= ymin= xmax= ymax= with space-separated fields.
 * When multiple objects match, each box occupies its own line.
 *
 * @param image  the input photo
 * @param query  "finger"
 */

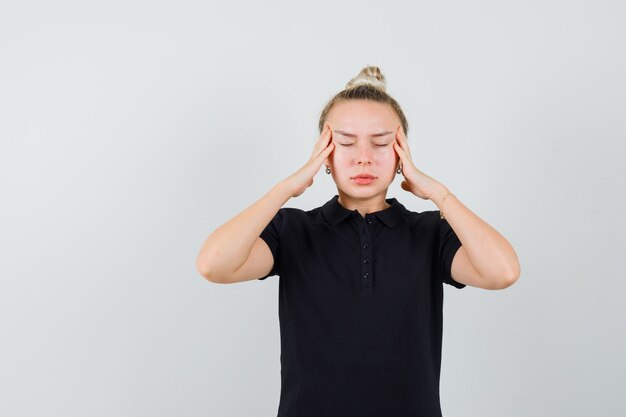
xmin=312 ymin=125 xmax=332 ymax=157
xmin=323 ymin=124 xmax=332 ymax=140
xmin=397 ymin=126 xmax=412 ymax=160
xmin=314 ymin=141 xmax=334 ymax=166
xmin=315 ymin=139 xmax=335 ymax=158
xmin=396 ymin=126 xmax=406 ymax=146
xmin=313 ymin=125 xmax=329 ymax=150
xmin=393 ymin=141 xmax=406 ymax=164
xmin=393 ymin=134 xmax=404 ymax=153
xmin=322 ymin=141 xmax=335 ymax=156
xmin=392 ymin=138 xmax=401 ymax=158
xmin=395 ymin=127 xmax=403 ymax=151
xmin=320 ymin=125 xmax=333 ymax=148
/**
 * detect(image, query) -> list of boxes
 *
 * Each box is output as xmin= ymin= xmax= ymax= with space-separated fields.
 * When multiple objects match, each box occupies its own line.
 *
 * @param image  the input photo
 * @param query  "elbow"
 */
xmin=195 ymin=258 xmax=220 ymax=283
xmin=196 ymin=263 xmax=213 ymax=282
xmin=498 ymin=263 xmax=521 ymax=290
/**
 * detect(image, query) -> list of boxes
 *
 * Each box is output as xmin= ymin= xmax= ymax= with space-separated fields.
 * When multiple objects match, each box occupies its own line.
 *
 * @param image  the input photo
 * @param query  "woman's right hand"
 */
xmin=282 ymin=124 xmax=335 ymax=198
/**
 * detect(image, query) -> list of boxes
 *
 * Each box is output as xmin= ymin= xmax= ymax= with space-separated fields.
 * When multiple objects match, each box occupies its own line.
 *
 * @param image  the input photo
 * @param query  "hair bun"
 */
xmin=345 ymin=66 xmax=387 ymax=92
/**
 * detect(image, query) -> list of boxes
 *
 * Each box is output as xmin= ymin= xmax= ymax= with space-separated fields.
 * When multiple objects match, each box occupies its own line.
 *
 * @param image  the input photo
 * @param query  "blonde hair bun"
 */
xmin=345 ymin=66 xmax=387 ymax=92
xmin=318 ymin=64 xmax=408 ymax=136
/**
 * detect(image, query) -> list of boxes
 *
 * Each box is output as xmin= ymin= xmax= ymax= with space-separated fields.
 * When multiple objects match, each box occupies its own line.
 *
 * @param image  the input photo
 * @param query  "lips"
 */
xmin=352 ymin=174 xmax=376 ymax=179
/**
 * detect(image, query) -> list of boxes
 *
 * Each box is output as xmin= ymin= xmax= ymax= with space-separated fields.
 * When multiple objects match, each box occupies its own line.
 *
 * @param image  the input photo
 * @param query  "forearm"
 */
xmin=195 ymin=181 xmax=292 ymax=278
xmin=430 ymin=185 xmax=521 ymax=284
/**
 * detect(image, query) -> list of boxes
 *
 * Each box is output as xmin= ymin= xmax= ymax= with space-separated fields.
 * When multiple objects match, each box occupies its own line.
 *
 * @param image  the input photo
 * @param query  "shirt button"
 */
xmin=362 ymin=242 xmax=370 ymax=249
xmin=366 ymin=218 xmax=373 ymax=224
xmin=362 ymin=272 xmax=369 ymax=279
xmin=363 ymin=258 xmax=370 ymax=264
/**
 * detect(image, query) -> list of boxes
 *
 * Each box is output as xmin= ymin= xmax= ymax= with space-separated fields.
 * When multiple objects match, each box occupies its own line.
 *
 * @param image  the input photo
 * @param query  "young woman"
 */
xmin=196 ymin=66 xmax=520 ymax=417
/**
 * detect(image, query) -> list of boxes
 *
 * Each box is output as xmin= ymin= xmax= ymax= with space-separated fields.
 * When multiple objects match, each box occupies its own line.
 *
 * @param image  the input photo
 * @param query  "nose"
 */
xmin=356 ymin=143 xmax=372 ymax=165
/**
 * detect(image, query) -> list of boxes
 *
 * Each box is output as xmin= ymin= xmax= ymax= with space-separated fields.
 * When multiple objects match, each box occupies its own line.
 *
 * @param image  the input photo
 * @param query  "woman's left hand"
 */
xmin=393 ymin=126 xmax=445 ymax=201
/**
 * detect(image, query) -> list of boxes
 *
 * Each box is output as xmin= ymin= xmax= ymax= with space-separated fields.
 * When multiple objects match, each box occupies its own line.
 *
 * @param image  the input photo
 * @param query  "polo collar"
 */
xmin=321 ymin=194 xmax=405 ymax=228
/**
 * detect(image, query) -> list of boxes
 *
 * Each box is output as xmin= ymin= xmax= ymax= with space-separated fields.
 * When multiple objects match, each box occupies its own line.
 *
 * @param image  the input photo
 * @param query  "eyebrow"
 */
xmin=334 ymin=130 xmax=394 ymax=138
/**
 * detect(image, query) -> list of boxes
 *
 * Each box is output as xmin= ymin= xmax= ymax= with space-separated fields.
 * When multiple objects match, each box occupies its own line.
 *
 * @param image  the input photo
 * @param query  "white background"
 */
xmin=1 ymin=0 xmax=624 ymax=416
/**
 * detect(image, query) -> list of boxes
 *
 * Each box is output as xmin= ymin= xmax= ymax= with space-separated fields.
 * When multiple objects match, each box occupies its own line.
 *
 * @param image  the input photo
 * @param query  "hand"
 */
xmin=283 ymin=124 xmax=335 ymax=198
xmin=393 ymin=126 xmax=445 ymax=201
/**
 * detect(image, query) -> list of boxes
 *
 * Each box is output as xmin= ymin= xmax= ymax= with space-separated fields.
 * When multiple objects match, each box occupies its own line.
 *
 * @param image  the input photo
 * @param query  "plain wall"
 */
xmin=1 ymin=0 xmax=624 ymax=416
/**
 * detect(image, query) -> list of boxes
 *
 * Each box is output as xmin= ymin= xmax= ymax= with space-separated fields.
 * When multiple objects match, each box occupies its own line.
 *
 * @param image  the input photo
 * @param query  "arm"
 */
xmin=431 ymin=185 xmax=521 ymax=290
xmin=195 ymin=181 xmax=292 ymax=281
xmin=196 ymin=124 xmax=335 ymax=283
xmin=391 ymin=125 xmax=520 ymax=290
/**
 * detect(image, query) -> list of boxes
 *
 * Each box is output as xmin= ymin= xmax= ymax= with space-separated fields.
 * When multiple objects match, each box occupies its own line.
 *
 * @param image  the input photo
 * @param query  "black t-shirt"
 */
xmin=258 ymin=194 xmax=465 ymax=417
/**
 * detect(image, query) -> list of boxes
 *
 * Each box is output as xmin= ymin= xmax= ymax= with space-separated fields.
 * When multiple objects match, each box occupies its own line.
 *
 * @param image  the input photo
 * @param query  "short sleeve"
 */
xmin=437 ymin=211 xmax=466 ymax=289
xmin=257 ymin=209 xmax=282 ymax=280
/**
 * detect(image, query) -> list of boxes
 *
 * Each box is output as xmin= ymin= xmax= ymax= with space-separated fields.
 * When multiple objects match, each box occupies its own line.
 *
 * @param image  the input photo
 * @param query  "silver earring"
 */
xmin=325 ymin=166 xmax=331 ymax=174
xmin=396 ymin=166 xmax=402 ymax=174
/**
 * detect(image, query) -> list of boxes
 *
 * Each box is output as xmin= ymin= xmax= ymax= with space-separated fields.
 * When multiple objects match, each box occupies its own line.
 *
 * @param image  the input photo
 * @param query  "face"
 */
xmin=324 ymin=100 xmax=401 ymax=199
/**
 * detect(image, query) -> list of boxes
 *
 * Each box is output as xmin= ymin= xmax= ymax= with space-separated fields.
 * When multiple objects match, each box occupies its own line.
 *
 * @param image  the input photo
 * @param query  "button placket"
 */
xmin=359 ymin=214 xmax=375 ymax=292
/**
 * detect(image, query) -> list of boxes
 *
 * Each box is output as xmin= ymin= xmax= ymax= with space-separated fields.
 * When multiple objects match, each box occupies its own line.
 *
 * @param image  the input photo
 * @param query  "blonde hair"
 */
xmin=318 ymin=66 xmax=409 ymax=137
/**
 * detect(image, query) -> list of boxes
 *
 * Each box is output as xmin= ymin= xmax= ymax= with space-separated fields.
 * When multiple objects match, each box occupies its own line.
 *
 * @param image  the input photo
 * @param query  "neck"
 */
xmin=337 ymin=190 xmax=391 ymax=217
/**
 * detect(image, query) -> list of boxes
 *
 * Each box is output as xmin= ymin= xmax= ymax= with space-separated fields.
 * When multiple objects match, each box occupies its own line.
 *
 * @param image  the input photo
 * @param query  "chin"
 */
xmin=344 ymin=184 xmax=386 ymax=196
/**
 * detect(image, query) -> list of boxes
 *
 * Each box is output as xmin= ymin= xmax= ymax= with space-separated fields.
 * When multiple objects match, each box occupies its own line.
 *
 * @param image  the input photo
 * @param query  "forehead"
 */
xmin=327 ymin=100 xmax=397 ymax=129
